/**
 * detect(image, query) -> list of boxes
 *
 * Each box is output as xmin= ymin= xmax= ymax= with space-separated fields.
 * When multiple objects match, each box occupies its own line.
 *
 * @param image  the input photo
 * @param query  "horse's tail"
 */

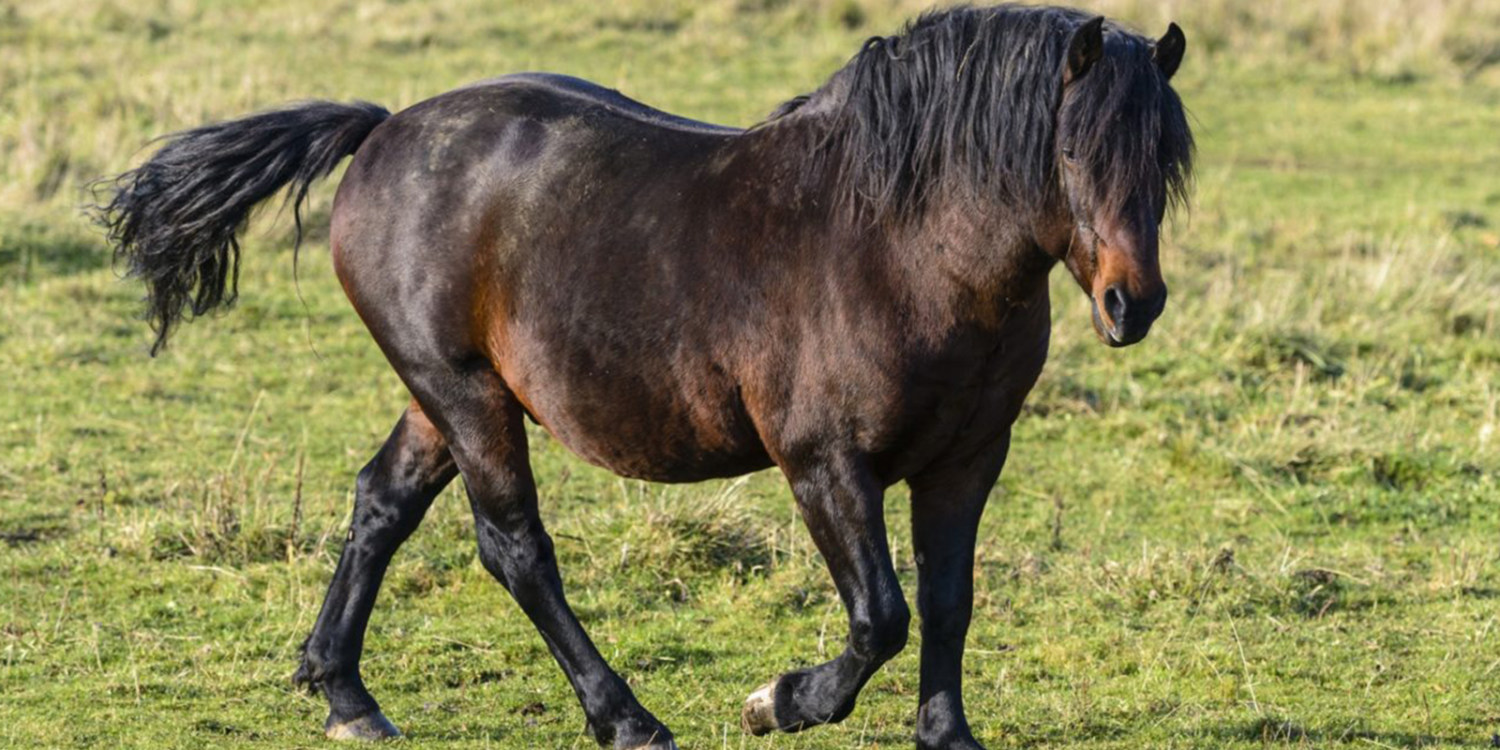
xmin=91 ymin=100 xmax=391 ymax=355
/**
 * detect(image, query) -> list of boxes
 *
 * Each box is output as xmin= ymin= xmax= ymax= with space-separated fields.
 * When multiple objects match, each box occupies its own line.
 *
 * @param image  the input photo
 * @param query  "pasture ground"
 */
xmin=1 ymin=1 xmax=1498 ymax=748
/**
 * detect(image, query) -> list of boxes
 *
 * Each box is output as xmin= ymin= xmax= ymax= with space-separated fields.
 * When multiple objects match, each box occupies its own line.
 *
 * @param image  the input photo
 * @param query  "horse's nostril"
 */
xmin=1103 ymin=284 xmax=1128 ymax=328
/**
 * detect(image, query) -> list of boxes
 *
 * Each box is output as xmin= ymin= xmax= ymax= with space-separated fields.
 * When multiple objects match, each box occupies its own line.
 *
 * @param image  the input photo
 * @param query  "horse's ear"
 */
xmin=1065 ymin=16 xmax=1106 ymax=85
xmin=1153 ymin=22 xmax=1186 ymax=81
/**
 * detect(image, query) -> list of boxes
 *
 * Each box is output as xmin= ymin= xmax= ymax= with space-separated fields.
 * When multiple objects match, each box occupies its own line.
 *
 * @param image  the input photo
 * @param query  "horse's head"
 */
xmin=1053 ymin=17 xmax=1192 ymax=347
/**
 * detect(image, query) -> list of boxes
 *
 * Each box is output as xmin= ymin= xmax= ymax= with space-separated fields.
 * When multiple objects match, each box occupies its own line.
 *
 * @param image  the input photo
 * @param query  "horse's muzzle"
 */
xmin=1092 ymin=283 xmax=1167 ymax=347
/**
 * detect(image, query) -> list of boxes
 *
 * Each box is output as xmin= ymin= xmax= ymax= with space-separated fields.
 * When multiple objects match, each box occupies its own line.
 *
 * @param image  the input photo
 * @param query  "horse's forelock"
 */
xmin=1060 ymin=32 xmax=1195 ymax=221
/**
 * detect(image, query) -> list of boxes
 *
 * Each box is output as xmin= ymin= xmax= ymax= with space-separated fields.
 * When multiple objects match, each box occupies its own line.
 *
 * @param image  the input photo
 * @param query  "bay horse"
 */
xmin=93 ymin=5 xmax=1192 ymax=748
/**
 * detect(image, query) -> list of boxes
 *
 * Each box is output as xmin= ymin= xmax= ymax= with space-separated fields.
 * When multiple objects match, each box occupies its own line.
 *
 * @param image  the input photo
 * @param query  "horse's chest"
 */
xmin=871 ymin=317 xmax=1050 ymax=480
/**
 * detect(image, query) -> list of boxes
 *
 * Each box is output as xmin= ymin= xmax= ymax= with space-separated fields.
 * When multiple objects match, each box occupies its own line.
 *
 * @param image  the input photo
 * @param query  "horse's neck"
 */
xmin=747 ymin=89 xmax=1059 ymax=326
xmin=776 ymin=66 xmax=856 ymax=122
xmin=878 ymin=200 xmax=1057 ymax=333
xmin=724 ymin=114 xmax=1055 ymax=336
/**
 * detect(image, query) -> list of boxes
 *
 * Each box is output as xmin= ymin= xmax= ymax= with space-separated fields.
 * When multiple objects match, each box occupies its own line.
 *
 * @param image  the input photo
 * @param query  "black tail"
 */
xmin=91 ymin=100 xmax=391 ymax=355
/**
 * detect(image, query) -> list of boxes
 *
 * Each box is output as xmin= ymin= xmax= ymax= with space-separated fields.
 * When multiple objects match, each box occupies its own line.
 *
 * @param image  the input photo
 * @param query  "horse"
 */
xmin=92 ymin=5 xmax=1192 ymax=748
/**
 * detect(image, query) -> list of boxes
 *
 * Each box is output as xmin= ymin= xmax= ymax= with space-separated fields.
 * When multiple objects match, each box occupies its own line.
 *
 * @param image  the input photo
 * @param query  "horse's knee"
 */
xmin=850 ymin=597 xmax=911 ymax=662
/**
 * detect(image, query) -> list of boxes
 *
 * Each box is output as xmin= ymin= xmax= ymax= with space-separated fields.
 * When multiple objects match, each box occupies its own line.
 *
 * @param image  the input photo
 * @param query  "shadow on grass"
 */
xmin=0 ymin=220 xmax=111 ymax=283
xmin=0 ymin=512 xmax=71 ymax=547
xmin=1211 ymin=717 xmax=1487 ymax=748
xmin=412 ymin=722 xmax=516 ymax=743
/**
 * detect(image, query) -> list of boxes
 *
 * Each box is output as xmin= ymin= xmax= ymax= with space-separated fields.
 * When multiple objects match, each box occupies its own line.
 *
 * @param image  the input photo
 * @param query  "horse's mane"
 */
xmin=772 ymin=5 xmax=1193 ymax=224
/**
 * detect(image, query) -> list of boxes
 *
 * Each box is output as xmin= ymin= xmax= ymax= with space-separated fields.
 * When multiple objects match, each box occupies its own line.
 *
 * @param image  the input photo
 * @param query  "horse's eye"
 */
xmin=1061 ymin=147 xmax=1077 ymax=162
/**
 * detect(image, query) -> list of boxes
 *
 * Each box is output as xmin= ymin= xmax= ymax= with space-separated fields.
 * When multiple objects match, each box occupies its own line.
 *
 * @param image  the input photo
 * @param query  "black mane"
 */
xmin=778 ymin=4 xmax=1193 ymax=223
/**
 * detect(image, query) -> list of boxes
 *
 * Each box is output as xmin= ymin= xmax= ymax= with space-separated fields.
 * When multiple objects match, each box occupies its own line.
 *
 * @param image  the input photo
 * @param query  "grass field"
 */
xmin=2 ymin=1 xmax=1499 ymax=748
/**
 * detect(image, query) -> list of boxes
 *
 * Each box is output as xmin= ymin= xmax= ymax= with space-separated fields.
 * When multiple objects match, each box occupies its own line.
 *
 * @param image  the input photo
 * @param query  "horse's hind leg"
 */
xmin=295 ymin=401 xmax=458 ymax=739
xmin=742 ymin=451 xmax=909 ymax=735
xmin=412 ymin=364 xmax=676 ymax=750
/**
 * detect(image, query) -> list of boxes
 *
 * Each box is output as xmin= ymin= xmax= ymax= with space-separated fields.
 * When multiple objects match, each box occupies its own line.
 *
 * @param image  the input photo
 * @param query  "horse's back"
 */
xmin=339 ymin=73 xmax=737 ymax=201
xmin=462 ymin=73 xmax=743 ymax=136
xmin=332 ymin=72 xmax=742 ymax=307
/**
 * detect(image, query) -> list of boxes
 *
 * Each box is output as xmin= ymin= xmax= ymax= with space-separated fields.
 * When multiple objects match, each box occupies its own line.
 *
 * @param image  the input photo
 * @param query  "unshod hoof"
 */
xmin=325 ymin=711 xmax=401 ymax=741
xmin=622 ymin=740 xmax=678 ymax=750
xmin=741 ymin=679 xmax=780 ymax=736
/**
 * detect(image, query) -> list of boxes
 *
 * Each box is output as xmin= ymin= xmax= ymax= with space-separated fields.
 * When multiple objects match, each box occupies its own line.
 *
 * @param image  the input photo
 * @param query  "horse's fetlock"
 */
xmin=293 ymin=649 xmax=328 ymax=694
xmin=295 ymin=637 xmax=355 ymax=695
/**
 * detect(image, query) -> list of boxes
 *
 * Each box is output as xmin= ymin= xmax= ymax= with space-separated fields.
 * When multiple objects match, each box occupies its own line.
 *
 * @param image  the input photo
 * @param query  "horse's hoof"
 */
xmin=622 ymin=740 xmax=678 ymax=750
xmin=325 ymin=711 xmax=401 ymax=741
xmin=590 ymin=718 xmax=676 ymax=750
xmin=740 ymin=679 xmax=780 ymax=736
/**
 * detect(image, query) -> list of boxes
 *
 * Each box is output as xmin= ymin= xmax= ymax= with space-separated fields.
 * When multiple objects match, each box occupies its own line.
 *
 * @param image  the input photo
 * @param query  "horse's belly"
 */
xmin=537 ymin=406 xmax=774 ymax=483
xmin=506 ymin=360 xmax=773 ymax=483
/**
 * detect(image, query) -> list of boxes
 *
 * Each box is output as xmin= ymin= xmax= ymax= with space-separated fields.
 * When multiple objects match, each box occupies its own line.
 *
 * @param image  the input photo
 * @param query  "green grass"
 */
xmin=2 ymin=1 xmax=1499 ymax=748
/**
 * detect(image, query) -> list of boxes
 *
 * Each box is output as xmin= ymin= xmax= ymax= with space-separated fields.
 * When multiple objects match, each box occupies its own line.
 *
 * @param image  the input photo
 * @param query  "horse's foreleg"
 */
xmin=296 ymin=402 xmax=458 ymax=740
xmin=428 ymin=367 xmax=675 ymax=750
xmin=906 ymin=437 xmax=1009 ymax=750
xmin=742 ymin=451 xmax=909 ymax=735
